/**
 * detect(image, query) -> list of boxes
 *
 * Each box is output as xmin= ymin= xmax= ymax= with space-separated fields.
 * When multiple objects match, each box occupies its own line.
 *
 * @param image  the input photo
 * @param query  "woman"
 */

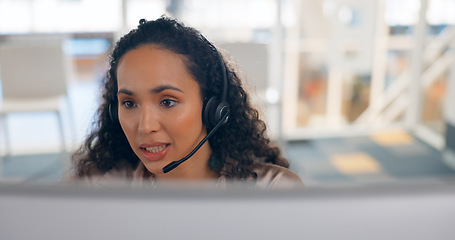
xmin=72 ymin=16 xmax=303 ymax=189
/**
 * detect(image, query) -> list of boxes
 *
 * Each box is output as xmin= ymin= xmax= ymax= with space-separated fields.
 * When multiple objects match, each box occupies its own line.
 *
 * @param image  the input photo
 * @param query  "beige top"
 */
xmin=82 ymin=160 xmax=304 ymax=190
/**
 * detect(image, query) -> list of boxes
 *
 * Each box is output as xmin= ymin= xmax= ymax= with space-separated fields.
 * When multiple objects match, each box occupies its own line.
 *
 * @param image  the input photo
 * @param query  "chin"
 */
xmin=139 ymin=160 xmax=165 ymax=174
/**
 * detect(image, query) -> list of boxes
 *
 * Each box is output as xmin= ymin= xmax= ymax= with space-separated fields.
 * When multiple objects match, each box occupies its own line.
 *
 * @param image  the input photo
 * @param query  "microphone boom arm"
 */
xmin=162 ymin=113 xmax=227 ymax=173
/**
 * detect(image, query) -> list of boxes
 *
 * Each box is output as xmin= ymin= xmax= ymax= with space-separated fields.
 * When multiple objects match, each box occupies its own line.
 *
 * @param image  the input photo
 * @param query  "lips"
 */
xmin=139 ymin=143 xmax=170 ymax=161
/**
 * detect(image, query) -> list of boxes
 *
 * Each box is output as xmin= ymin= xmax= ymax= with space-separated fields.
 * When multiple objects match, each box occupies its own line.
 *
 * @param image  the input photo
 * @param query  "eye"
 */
xmin=122 ymin=100 xmax=136 ymax=109
xmin=160 ymin=99 xmax=177 ymax=108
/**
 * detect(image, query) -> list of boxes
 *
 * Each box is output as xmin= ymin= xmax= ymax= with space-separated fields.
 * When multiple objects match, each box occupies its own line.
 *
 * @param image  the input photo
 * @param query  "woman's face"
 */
xmin=116 ymin=45 xmax=213 ymax=179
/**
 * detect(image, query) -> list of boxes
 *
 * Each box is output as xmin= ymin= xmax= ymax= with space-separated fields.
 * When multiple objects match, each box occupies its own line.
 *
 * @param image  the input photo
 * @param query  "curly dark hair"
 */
xmin=72 ymin=16 xmax=289 ymax=179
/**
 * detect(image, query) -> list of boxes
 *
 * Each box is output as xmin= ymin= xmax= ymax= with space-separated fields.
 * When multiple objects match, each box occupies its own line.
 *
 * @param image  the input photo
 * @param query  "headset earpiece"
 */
xmin=109 ymin=101 xmax=119 ymax=123
xmin=202 ymin=97 xmax=230 ymax=129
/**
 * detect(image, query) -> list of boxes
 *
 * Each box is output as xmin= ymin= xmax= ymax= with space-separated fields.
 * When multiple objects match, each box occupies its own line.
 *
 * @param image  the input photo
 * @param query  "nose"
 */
xmin=138 ymin=106 xmax=161 ymax=134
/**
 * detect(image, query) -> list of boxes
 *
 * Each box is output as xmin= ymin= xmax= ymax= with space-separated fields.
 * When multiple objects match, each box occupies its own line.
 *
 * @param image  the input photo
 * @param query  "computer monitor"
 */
xmin=1 ymin=180 xmax=454 ymax=240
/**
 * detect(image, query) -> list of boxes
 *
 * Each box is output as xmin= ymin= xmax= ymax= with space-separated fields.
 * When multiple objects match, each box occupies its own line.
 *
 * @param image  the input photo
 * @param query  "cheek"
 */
xmin=169 ymin=104 xmax=204 ymax=136
xmin=172 ymin=109 xmax=201 ymax=131
xmin=119 ymin=113 xmax=137 ymax=139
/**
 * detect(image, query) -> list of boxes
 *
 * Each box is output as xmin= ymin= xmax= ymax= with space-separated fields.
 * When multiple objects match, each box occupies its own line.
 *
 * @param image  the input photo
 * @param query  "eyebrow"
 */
xmin=117 ymin=84 xmax=184 ymax=96
xmin=151 ymin=84 xmax=184 ymax=94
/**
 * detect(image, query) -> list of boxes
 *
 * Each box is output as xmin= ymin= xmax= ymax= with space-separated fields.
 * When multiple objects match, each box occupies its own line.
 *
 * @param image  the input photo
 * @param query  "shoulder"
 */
xmin=251 ymin=162 xmax=304 ymax=190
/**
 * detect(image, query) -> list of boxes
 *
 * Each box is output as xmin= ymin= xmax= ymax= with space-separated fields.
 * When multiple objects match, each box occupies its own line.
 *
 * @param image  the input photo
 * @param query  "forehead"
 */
xmin=116 ymin=45 xmax=200 ymax=92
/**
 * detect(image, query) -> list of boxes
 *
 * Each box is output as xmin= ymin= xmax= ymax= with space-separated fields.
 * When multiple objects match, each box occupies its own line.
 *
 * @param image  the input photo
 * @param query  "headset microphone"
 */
xmin=162 ymin=111 xmax=228 ymax=173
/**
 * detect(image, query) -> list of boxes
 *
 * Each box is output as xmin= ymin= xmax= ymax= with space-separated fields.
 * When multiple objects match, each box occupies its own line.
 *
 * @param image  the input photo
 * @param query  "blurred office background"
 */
xmin=0 ymin=0 xmax=454 ymax=187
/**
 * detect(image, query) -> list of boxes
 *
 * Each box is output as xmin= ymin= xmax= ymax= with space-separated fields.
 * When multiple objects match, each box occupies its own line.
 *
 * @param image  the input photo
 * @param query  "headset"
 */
xmin=109 ymin=37 xmax=230 ymax=173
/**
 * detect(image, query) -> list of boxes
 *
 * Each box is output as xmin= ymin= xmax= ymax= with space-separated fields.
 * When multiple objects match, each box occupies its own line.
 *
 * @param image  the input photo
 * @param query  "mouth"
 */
xmin=144 ymin=144 xmax=169 ymax=153
xmin=139 ymin=143 xmax=170 ymax=161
